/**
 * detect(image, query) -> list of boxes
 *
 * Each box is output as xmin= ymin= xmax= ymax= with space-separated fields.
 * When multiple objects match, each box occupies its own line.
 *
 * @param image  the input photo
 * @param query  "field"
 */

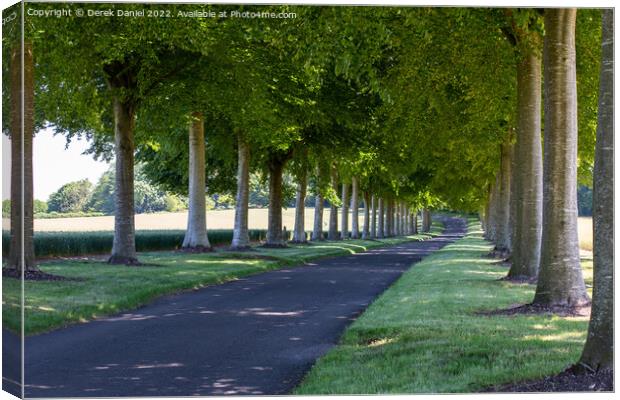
xmin=1 ymin=212 xmax=594 ymax=253
xmin=578 ymin=217 xmax=593 ymax=252
xmin=2 ymin=207 xmax=350 ymax=232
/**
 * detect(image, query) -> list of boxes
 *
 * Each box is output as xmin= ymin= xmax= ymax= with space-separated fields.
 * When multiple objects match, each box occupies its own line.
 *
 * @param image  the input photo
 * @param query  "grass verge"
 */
xmin=2 ymin=224 xmax=443 ymax=336
xmin=294 ymin=217 xmax=592 ymax=394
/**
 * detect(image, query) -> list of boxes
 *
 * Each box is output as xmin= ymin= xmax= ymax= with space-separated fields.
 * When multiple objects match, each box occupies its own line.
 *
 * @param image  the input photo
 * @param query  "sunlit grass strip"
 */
xmin=294 ymin=218 xmax=590 ymax=394
xmin=2 ymin=224 xmax=442 ymax=336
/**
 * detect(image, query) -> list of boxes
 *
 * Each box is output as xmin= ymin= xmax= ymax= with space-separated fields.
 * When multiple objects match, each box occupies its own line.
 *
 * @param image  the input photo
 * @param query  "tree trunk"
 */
xmin=292 ymin=169 xmax=307 ymax=243
xmin=7 ymin=41 xmax=36 ymax=273
xmin=496 ymin=136 xmax=514 ymax=253
xmin=327 ymin=166 xmax=339 ymax=240
xmin=265 ymin=154 xmax=289 ymax=247
xmin=412 ymin=211 xmax=418 ymax=235
xmin=311 ymin=165 xmax=324 ymax=241
xmin=370 ymin=195 xmax=377 ymax=239
xmin=350 ymin=177 xmax=359 ymax=238
xmin=533 ymin=9 xmax=589 ymax=307
xmin=340 ymin=183 xmax=349 ymax=239
xmin=422 ymin=209 xmax=432 ymax=232
xmin=385 ymin=199 xmax=390 ymax=237
xmin=507 ymin=49 xmax=543 ymax=279
xmin=108 ymin=97 xmax=139 ymax=264
xmin=361 ymin=191 xmax=370 ymax=239
xmin=396 ymin=201 xmax=402 ymax=236
xmin=486 ymin=175 xmax=500 ymax=242
xmin=405 ymin=206 xmax=410 ymax=235
xmin=377 ymin=197 xmax=385 ymax=239
xmin=387 ymin=199 xmax=396 ymax=237
xmin=577 ymin=8 xmax=613 ymax=372
xmin=182 ymin=112 xmax=211 ymax=250
xmin=231 ymin=135 xmax=251 ymax=249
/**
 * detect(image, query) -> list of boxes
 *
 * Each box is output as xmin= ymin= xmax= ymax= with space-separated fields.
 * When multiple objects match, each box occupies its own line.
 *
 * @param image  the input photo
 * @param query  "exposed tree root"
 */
xmin=107 ymin=255 xmax=142 ymax=266
xmin=178 ymin=246 xmax=214 ymax=254
xmin=485 ymin=366 xmax=612 ymax=392
xmin=476 ymin=302 xmax=591 ymax=318
xmin=2 ymin=267 xmax=77 ymax=281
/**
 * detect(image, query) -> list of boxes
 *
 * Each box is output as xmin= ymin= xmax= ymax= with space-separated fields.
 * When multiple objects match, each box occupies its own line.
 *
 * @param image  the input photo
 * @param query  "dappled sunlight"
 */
xmin=236 ymin=307 xmax=305 ymax=317
xmin=520 ymin=331 xmax=586 ymax=344
xmin=366 ymin=337 xmax=397 ymax=348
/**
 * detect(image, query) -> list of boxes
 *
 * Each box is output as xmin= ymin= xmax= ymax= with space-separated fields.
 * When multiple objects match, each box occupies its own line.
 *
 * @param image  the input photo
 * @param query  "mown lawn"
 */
xmin=2 ymin=227 xmax=442 ymax=336
xmin=295 ymin=218 xmax=592 ymax=394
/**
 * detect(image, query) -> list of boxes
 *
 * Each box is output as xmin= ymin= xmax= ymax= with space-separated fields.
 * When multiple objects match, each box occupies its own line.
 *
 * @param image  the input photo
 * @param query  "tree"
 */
xmin=503 ymin=10 xmax=544 ymax=280
xmin=33 ymin=3 xmax=213 ymax=265
xmin=231 ymin=133 xmax=251 ymax=249
xmin=47 ymin=179 xmax=92 ymax=213
xmin=533 ymin=8 xmax=589 ymax=308
xmin=264 ymin=149 xmax=294 ymax=247
xmin=340 ymin=183 xmax=350 ymax=239
xmin=576 ymin=8 xmax=613 ymax=372
xmin=182 ymin=112 xmax=211 ymax=250
xmin=351 ymin=177 xmax=360 ymax=238
xmin=5 ymin=30 xmax=37 ymax=273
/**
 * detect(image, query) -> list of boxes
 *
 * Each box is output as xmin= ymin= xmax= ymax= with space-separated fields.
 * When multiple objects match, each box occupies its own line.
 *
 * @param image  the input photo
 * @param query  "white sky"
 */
xmin=1 ymin=128 xmax=111 ymax=201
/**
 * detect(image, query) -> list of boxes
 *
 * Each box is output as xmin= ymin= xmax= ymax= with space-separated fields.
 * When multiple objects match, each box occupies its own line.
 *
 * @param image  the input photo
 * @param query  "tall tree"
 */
xmin=231 ymin=133 xmax=251 ymax=249
xmin=264 ymin=149 xmax=293 ymax=247
xmin=328 ymin=165 xmax=339 ymax=240
xmin=351 ymin=177 xmax=360 ymax=238
xmin=533 ymin=8 xmax=589 ymax=307
xmin=292 ymin=158 xmax=308 ymax=244
xmin=506 ymin=11 xmax=544 ymax=279
xmin=577 ymin=8 xmax=613 ymax=372
xmin=181 ymin=112 xmax=211 ymax=250
xmin=6 ymin=40 xmax=36 ymax=274
xmin=311 ymin=162 xmax=326 ymax=241
xmin=340 ymin=183 xmax=349 ymax=239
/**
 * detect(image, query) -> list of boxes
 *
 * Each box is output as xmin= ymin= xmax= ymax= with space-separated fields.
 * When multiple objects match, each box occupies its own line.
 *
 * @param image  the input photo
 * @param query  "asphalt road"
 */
xmin=10 ymin=217 xmax=466 ymax=397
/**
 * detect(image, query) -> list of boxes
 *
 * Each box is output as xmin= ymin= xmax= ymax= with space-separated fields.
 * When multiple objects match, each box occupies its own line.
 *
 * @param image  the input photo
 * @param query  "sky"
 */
xmin=2 ymin=128 xmax=111 ymax=201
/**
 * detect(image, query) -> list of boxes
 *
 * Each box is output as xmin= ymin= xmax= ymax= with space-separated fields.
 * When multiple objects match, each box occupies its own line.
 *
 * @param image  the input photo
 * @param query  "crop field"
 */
xmin=1 ymin=212 xmax=593 ymax=252
xmin=2 ymin=208 xmax=365 ymax=233
xmin=578 ymin=217 xmax=593 ymax=252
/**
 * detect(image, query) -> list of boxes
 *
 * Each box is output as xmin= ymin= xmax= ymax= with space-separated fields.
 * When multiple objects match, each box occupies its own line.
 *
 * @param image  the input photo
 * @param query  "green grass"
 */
xmin=294 ymin=218 xmax=592 ymax=394
xmin=2 ymin=229 xmax=273 ymax=258
xmin=2 ymin=225 xmax=443 ymax=336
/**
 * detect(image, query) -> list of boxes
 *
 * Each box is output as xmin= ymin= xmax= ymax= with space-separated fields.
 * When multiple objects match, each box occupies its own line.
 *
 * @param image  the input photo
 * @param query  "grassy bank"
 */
xmin=3 ymin=225 xmax=442 ymax=336
xmin=295 ymin=218 xmax=591 ymax=394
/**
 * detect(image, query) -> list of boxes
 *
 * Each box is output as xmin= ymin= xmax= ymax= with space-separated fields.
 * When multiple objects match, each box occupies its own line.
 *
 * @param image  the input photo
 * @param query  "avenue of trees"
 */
xmin=2 ymin=4 xmax=612 ymax=376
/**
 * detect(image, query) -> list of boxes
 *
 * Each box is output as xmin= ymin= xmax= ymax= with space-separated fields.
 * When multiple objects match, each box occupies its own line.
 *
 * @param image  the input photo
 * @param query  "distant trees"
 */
xmin=47 ymin=179 xmax=92 ymax=213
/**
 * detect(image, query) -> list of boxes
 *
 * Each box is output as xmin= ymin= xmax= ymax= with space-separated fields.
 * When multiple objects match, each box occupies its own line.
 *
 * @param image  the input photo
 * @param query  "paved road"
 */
xmin=13 ymin=217 xmax=466 ymax=397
